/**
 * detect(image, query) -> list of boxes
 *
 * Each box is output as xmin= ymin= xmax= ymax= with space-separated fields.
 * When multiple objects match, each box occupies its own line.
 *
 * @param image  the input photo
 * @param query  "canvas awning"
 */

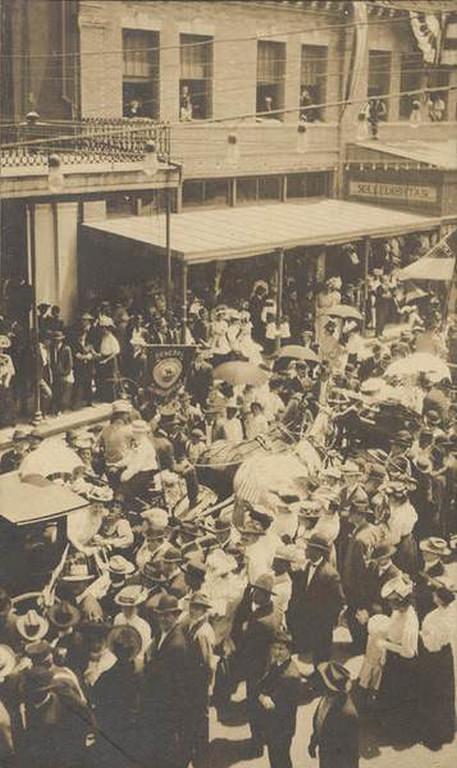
xmin=348 ymin=140 xmax=457 ymax=170
xmin=397 ymin=257 xmax=455 ymax=282
xmin=82 ymin=199 xmax=440 ymax=265
xmin=0 ymin=473 xmax=88 ymax=526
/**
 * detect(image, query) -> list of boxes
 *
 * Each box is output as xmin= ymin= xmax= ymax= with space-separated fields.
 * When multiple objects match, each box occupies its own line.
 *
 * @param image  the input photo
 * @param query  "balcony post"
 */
xmin=275 ymin=247 xmax=285 ymax=353
xmin=165 ymin=187 xmax=172 ymax=307
xmin=181 ymin=261 xmax=188 ymax=345
xmin=27 ymin=203 xmax=42 ymax=424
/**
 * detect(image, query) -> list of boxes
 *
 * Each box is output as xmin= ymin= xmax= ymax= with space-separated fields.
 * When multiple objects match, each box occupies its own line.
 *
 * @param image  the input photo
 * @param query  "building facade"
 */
xmin=1 ymin=0 xmax=456 ymax=318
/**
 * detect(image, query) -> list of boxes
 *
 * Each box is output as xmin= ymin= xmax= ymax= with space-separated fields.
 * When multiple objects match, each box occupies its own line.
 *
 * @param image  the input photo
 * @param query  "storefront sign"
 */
xmin=349 ymin=180 xmax=438 ymax=203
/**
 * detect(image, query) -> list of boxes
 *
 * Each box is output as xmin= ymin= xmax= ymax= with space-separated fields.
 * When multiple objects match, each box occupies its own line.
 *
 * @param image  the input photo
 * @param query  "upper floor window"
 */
xmin=180 ymin=34 xmax=213 ymax=120
xmin=368 ymin=50 xmax=391 ymax=119
xmin=256 ymin=41 xmax=286 ymax=120
xmin=300 ymin=45 xmax=328 ymax=122
xmin=399 ymin=52 xmax=423 ymax=119
xmin=122 ymin=29 xmax=159 ymax=118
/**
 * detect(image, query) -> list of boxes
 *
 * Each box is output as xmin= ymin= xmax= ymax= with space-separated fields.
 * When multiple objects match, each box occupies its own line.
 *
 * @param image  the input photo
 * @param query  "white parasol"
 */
xmin=19 ymin=438 xmax=84 ymax=480
xmin=384 ymin=353 xmax=451 ymax=383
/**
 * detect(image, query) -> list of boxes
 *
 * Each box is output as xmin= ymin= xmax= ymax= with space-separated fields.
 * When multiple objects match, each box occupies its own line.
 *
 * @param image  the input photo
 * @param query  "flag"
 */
xmin=147 ymin=344 xmax=196 ymax=396
xmin=343 ymin=1 xmax=368 ymax=114
xmin=409 ymin=11 xmax=442 ymax=65
xmin=441 ymin=13 xmax=457 ymax=66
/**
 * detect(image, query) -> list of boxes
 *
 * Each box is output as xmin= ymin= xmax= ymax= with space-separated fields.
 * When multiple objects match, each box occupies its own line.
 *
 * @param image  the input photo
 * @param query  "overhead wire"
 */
xmin=1 ymin=82 xmax=455 ymax=150
xmin=0 ymin=8 xmax=417 ymax=60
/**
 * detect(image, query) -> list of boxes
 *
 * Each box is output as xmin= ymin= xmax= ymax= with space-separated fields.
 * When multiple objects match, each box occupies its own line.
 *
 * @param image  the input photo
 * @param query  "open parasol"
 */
xmin=326 ymin=304 xmax=362 ymax=321
xmin=277 ymin=345 xmax=319 ymax=363
xmin=19 ymin=438 xmax=84 ymax=480
xmin=213 ymin=361 xmax=270 ymax=387
xmin=385 ymin=353 xmax=451 ymax=383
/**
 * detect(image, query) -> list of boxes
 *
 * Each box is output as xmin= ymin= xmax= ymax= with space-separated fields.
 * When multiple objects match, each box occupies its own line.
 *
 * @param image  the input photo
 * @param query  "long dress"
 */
xmin=420 ymin=605 xmax=456 ymax=749
xmin=378 ymin=605 xmax=420 ymax=743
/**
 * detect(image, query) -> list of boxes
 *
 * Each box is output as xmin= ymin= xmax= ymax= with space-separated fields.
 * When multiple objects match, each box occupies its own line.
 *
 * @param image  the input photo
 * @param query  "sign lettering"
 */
xmin=349 ymin=180 xmax=438 ymax=203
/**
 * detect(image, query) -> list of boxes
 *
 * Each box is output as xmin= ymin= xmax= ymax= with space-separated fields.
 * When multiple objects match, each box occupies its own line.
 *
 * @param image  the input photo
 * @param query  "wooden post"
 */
xmin=275 ymin=248 xmax=285 ymax=352
xmin=28 ymin=203 xmax=42 ymax=423
xmin=165 ymin=188 xmax=172 ymax=308
xmin=181 ymin=261 xmax=188 ymax=344
xmin=362 ymin=237 xmax=371 ymax=336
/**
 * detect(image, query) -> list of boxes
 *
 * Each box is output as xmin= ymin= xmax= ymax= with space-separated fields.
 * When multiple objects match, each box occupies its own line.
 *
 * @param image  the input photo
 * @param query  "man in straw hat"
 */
xmin=47 ymin=330 xmax=73 ymax=415
xmin=309 ymin=661 xmax=359 ymax=768
xmin=231 ymin=573 xmax=282 ymax=756
xmin=287 ymin=532 xmax=344 ymax=666
xmin=254 ymin=629 xmax=302 ymax=768
xmin=415 ymin=536 xmax=451 ymax=620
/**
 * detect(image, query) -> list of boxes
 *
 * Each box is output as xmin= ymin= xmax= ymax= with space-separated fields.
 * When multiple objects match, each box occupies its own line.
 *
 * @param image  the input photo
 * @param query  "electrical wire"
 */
xmin=0 ymin=8 xmax=418 ymax=60
xmin=1 ymin=82 xmax=455 ymax=150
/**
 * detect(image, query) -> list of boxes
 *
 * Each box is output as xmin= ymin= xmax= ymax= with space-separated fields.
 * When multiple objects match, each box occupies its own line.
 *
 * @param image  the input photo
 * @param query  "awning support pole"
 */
xmin=181 ymin=261 xmax=188 ymax=344
xmin=275 ymin=247 xmax=285 ymax=353
xmin=165 ymin=188 xmax=172 ymax=308
xmin=362 ymin=237 xmax=370 ymax=336
xmin=28 ymin=203 xmax=42 ymax=424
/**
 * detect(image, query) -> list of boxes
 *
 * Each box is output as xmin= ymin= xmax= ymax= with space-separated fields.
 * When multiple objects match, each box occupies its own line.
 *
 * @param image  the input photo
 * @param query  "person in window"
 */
xmin=180 ymin=86 xmax=193 ymax=122
xmin=125 ymin=99 xmax=142 ymax=118
xmin=428 ymin=93 xmax=445 ymax=122
xmin=367 ymin=96 xmax=386 ymax=139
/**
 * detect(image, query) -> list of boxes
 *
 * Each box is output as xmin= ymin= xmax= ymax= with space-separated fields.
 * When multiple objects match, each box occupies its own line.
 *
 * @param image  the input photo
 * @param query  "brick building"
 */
xmin=1 ymin=0 xmax=456 ymax=318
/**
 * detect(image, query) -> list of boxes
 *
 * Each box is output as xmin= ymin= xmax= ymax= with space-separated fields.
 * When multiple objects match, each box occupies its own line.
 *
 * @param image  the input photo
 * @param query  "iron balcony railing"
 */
xmin=0 ymin=117 xmax=171 ymax=170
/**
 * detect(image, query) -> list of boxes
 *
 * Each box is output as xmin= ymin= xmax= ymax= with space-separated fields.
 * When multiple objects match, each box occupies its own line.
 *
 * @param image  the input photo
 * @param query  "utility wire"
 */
xmin=1 ymin=83 xmax=455 ymax=150
xmin=0 ymin=10 xmax=416 ymax=60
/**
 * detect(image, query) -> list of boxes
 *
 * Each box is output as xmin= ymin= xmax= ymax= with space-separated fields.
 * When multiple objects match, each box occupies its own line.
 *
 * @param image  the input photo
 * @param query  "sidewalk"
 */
xmin=0 ymin=403 xmax=112 ymax=452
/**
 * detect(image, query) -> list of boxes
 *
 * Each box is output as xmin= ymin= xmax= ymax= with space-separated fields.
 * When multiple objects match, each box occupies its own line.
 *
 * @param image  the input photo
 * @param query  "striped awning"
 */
xmin=83 ymin=199 xmax=440 ymax=265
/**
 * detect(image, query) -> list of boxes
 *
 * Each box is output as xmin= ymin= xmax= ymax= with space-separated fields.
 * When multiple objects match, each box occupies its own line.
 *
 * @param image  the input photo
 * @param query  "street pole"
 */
xmin=28 ymin=203 xmax=42 ymax=424
xmin=181 ymin=261 xmax=188 ymax=345
xmin=275 ymin=247 xmax=285 ymax=353
xmin=362 ymin=237 xmax=371 ymax=336
xmin=165 ymin=187 xmax=172 ymax=308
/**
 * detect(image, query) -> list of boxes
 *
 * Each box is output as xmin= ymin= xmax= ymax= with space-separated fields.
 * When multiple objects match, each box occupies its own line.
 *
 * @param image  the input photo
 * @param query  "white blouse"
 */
xmin=385 ymin=606 xmax=419 ymax=659
xmin=421 ymin=606 xmax=455 ymax=653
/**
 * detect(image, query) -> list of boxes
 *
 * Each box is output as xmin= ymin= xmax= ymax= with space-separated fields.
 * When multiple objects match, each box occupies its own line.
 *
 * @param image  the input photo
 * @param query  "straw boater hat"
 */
xmin=114 ymin=585 xmax=148 ymax=607
xmin=108 ymin=555 xmax=136 ymax=577
xmin=16 ymin=610 xmax=49 ymax=642
xmin=306 ymin=531 xmax=332 ymax=555
xmin=419 ymin=537 xmax=451 ymax=558
xmin=189 ymin=592 xmax=212 ymax=610
xmin=112 ymin=399 xmax=132 ymax=415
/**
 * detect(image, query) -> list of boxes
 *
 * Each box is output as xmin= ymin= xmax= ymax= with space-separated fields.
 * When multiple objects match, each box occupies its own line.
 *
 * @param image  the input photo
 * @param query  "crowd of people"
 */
xmin=1 ymin=228 xmax=457 ymax=768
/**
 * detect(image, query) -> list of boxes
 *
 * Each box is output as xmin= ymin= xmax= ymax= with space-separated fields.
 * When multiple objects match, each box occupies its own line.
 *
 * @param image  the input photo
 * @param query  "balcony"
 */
xmin=171 ymin=122 xmax=340 ymax=179
xmin=0 ymin=117 xmax=171 ymax=171
xmin=377 ymin=120 xmax=457 ymax=145
xmin=0 ymin=118 xmax=178 ymax=200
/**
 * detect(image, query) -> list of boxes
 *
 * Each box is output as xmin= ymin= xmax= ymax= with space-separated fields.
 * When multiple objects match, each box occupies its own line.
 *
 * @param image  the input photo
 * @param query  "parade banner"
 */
xmin=147 ymin=345 xmax=196 ymax=396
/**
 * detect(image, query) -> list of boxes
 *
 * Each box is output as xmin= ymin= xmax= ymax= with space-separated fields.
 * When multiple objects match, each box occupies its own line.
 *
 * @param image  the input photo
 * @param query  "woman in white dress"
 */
xmin=377 ymin=576 xmax=421 ymax=743
xmin=419 ymin=578 xmax=456 ymax=749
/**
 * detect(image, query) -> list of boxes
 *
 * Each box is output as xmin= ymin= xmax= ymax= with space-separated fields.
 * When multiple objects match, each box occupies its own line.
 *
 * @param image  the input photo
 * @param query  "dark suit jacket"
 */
xmin=365 ymin=561 xmax=401 ymax=614
xmin=287 ymin=561 xmax=344 ymax=654
xmin=311 ymin=693 xmax=359 ymax=768
xmin=414 ymin=561 xmax=445 ymax=621
xmin=143 ymin=622 xmax=193 ymax=727
xmin=49 ymin=343 xmax=73 ymax=378
xmin=255 ymin=658 xmax=303 ymax=740
xmin=342 ymin=522 xmax=379 ymax=607
xmin=232 ymin=597 xmax=282 ymax=683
